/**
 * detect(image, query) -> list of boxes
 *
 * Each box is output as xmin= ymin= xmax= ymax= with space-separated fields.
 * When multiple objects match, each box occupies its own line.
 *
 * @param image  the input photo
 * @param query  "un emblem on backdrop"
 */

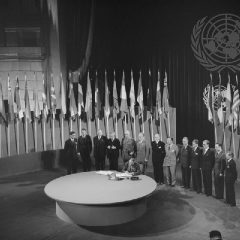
xmin=191 ymin=13 xmax=240 ymax=72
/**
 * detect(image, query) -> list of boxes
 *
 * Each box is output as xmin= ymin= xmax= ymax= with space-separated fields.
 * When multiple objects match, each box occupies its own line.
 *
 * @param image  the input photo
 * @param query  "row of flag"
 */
xmin=207 ymin=73 xmax=240 ymax=134
xmin=0 ymin=70 xmax=171 ymax=125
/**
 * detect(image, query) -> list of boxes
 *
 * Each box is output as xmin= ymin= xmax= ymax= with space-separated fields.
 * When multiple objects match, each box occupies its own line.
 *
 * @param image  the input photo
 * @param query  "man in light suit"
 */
xmin=201 ymin=140 xmax=215 ymax=196
xmin=163 ymin=137 xmax=179 ymax=187
xmin=93 ymin=129 xmax=107 ymax=170
xmin=136 ymin=132 xmax=150 ymax=174
xmin=214 ymin=143 xmax=226 ymax=199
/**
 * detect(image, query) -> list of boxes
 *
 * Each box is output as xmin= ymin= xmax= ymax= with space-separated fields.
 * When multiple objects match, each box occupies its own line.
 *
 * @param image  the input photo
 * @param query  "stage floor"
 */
xmin=1 ymin=169 xmax=240 ymax=240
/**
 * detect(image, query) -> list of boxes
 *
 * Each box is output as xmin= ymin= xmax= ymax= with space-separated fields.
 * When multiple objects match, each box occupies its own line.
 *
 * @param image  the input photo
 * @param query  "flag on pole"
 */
xmin=120 ymin=70 xmax=128 ymax=116
xmin=137 ymin=70 xmax=143 ymax=113
xmin=14 ymin=77 xmax=23 ymax=119
xmin=129 ymin=70 xmax=135 ymax=118
xmin=232 ymin=74 xmax=240 ymax=131
xmin=162 ymin=71 xmax=170 ymax=118
xmin=104 ymin=70 xmax=110 ymax=118
xmin=60 ymin=73 xmax=67 ymax=116
xmin=225 ymin=74 xmax=232 ymax=127
xmin=216 ymin=73 xmax=223 ymax=124
xmin=33 ymin=74 xmax=40 ymax=119
xmin=156 ymin=70 xmax=162 ymax=119
xmin=0 ymin=82 xmax=6 ymax=124
xmin=42 ymin=74 xmax=49 ymax=119
xmin=112 ymin=70 xmax=119 ymax=119
xmin=207 ymin=74 xmax=214 ymax=123
xmin=68 ymin=75 xmax=77 ymax=119
xmin=24 ymin=76 xmax=31 ymax=122
xmin=7 ymin=75 xmax=14 ymax=123
xmin=146 ymin=69 xmax=153 ymax=118
xmin=78 ymin=82 xmax=84 ymax=117
xmin=85 ymin=71 xmax=92 ymax=119
xmin=95 ymin=70 xmax=102 ymax=119
xmin=50 ymin=74 xmax=57 ymax=115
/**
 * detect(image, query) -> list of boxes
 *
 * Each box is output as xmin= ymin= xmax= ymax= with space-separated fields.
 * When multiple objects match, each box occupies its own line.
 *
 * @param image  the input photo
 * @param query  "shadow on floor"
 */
xmin=81 ymin=187 xmax=195 ymax=237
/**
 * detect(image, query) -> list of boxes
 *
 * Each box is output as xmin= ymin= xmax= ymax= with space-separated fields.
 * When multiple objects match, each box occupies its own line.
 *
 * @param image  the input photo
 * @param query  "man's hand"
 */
xmin=112 ymin=146 xmax=116 ymax=149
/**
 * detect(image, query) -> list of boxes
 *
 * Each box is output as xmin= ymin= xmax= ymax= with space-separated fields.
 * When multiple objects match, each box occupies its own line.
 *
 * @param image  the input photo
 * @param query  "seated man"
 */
xmin=122 ymin=152 xmax=141 ymax=176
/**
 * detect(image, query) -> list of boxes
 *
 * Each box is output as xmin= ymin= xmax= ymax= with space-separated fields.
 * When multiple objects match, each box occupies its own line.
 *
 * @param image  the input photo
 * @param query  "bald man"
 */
xmin=93 ymin=129 xmax=108 ymax=170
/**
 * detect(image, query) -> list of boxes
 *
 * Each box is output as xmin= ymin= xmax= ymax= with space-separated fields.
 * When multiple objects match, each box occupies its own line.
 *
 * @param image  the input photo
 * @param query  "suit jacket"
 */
xmin=77 ymin=135 xmax=92 ymax=155
xmin=225 ymin=159 xmax=238 ymax=183
xmin=190 ymin=146 xmax=202 ymax=169
xmin=179 ymin=145 xmax=192 ymax=168
xmin=136 ymin=140 xmax=150 ymax=164
xmin=93 ymin=135 xmax=107 ymax=159
xmin=151 ymin=141 xmax=166 ymax=162
xmin=163 ymin=143 xmax=179 ymax=166
xmin=214 ymin=151 xmax=226 ymax=176
xmin=201 ymin=148 xmax=215 ymax=170
xmin=64 ymin=138 xmax=78 ymax=161
xmin=121 ymin=137 xmax=137 ymax=161
xmin=107 ymin=138 xmax=120 ymax=159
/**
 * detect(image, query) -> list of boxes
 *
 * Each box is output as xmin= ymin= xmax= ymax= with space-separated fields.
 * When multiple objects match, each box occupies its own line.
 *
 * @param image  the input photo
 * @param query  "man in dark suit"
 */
xmin=201 ymin=140 xmax=215 ymax=196
xmin=190 ymin=139 xmax=202 ymax=193
xmin=179 ymin=137 xmax=192 ymax=189
xmin=93 ymin=129 xmax=107 ymax=170
xmin=77 ymin=128 xmax=92 ymax=172
xmin=107 ymin=132 xmax=120 ymax=171
xmin=151 ymin=133 xmax=166 ymax=184
xmin=64 ymin=131 xmax=78 ymax=175
xmin=214 ymin=143 xmax=226 ymax=199
xmin=225 ymin=152 xmax=238 ymax=206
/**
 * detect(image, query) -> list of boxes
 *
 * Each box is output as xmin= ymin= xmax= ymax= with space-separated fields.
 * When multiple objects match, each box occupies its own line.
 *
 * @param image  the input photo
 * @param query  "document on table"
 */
xmin=116 ymin=172 xmax=133 ymax=178
xmin=96 ymin=171 xmax=114 ymax=175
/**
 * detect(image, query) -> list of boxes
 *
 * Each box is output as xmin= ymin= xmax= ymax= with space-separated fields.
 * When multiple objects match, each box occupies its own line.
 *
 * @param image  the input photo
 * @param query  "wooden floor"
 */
xmin=0 ymin=168 xmax=240 ymax=240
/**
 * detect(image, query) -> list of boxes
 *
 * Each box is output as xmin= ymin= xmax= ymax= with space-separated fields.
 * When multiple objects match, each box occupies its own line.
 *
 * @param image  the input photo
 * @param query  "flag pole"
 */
xmin=61 ymin=115 xmax=64 ymax=149
xmin=106 ymin=115 xmax=109 ymax=138
xmin=232 ymin=119 xmax=236 ymax=157
xmin=34 ymin=119 xmax=37 ymax=152
xmin=97 ymin=117 xmax=99 ymax=130
xmin=151 ymin=115 xmax=154 ymax=141
xmin=142 ymin=110 xmax=144 ymax=133
xmin=115 ymin=116 xmax=118 ymax=138
xmin=167 ymin=111 xmax=171 ymax=137
xmin=79 ymin=117 xmax=82 ymax=136
xmin=25 ymin=116 xmax=28 ymax=153
xmin=159 ymin=113 xmax=163 ymax=141
xmin=52 ymin=113 xmax=55 ymax=149
xmin=124 ymin=114 xmax=127 ymax=131
xmin=70 ymin=118 xmax=73 ymax=131
xmin=223 ymin=112 xmax=226 ymax=152
xmin=43 ymin=116 xmax=46 ymax=151
xmin=133 ymin=115 xmax=136 ymax=140
xmin=7 ymin=123 xmax=10 ymax=156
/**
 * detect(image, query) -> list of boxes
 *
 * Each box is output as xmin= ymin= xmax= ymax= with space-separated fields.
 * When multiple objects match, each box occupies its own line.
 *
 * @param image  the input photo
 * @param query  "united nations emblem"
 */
xmin=191 ymin=14 xmax=240 ymax=72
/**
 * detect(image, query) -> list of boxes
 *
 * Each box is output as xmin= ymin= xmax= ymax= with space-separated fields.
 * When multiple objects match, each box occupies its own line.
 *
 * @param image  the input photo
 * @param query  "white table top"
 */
xmin=44 ymin=171 xmax=156 ymax=205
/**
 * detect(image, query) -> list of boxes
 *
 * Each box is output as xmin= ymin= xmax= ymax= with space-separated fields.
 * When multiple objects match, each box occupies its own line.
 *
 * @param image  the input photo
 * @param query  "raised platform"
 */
xmin=44 ymin=171 xmax=157 ymax=226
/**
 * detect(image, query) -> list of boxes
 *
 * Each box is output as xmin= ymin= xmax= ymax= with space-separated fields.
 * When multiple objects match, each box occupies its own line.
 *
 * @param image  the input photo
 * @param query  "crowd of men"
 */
xmin=64 ymin=129 xmax=238 ymax=207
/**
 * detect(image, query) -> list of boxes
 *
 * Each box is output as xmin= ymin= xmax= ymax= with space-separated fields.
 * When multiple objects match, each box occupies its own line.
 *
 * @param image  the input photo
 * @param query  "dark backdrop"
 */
xmin=61 ymin=0 xmax=240 ymax=146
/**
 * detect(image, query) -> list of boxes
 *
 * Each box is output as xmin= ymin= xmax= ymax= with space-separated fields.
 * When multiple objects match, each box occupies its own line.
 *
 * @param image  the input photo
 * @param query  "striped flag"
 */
xmin=225 ymin=74 xmax=232 ymax=127
xmin=156 ymin=70 xmax=162 ymax=119
xmin=216 ymin=73 xmax=223 ymax=124
xmin=50 ymin=74 xmax=57 ymax=115
xmin=7 ymin=74 xmax=14 ymax=123
xmin=232 ymin=75 xmax=240 ymax=131
xmin=60 ymin=73 xmax=67 ymax=116
xmin=77 ymin=82 xmax=84 ymax=117
xmin=112 ymin=70 xmax=119 ymax=119
xmin=104 ymin=70 xmax=110 ymax=118
xmin=42 ymin=75 xmax=49 ymax=119
xmin=68 ymin=75 xmax=77 ymax=119
xmin=85 ymin=71 xmax=92 ymax=119
xmin=14 ymin=77 xmax=23 ymax=119
xmin=33 ymin=74 xmax=40 ymax=119
xmin=129 ymin=70 xmax=135 ymax=118
xmin=24 ymin=76 xmax=31 ymax=122
xmin=120 ymin=70 xmax=128 ymax=116
xmin=95 ymin=70 xmax=102 ymax=119
xmin=137 ymin=70 xmax=143 ymax=113
xmin=162 ymin=71 xmax=170 ymax=118
xmin=0 ymin=81 xmax=6 ymax=124
xmin=207 ymin=74 xmax=214 ymax=123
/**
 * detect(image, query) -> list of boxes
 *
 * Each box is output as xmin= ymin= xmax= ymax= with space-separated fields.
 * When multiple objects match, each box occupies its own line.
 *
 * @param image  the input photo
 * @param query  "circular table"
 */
xmin=44 ymin=171 xmax=156 ymax=226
